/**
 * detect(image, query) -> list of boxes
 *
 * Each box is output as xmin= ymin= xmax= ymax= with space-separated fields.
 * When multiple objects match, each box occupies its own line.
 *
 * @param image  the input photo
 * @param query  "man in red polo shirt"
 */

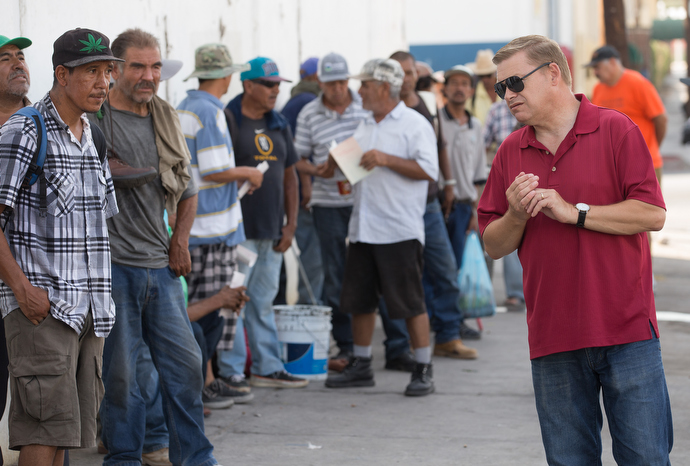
xmin=478 ymin=35 xmax=672 ymax=465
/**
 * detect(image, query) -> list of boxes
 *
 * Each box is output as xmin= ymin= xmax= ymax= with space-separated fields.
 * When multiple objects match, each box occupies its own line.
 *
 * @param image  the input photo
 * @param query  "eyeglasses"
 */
xmin=252 ymin=79 xmax=280 ymax=89
xmin=494 ymin=62 xmax=552 ymax=99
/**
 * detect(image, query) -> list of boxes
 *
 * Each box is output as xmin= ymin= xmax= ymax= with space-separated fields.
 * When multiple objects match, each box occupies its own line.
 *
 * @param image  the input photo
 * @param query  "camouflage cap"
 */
xmin=184 ymin=43 xmax=250 ymax=81
xmin=349 ymin=58 xmax=403 ymax=87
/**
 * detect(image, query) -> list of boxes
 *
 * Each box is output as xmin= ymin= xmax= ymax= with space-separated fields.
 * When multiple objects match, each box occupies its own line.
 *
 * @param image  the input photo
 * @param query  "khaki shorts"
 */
xmin=4 ymin=309 xmax=104 ymax=450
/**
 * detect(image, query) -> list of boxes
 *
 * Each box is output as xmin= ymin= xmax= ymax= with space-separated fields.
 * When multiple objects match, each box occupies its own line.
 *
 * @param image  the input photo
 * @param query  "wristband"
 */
xmin=443 ymin=179 xmax=457 ymax=187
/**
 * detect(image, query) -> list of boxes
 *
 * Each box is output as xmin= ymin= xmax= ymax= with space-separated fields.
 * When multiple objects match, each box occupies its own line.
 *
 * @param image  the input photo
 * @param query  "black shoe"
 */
xmin=385 ymin=352 xmax=417 ymax=372
xmin=459 ymin=322 xmax=481 ymax=340
xmin=330 ymin=348 xmax=353 ymax=360
xmin=325 ymin=356 xmax=375 ymax=388
xmin=250 ymin=371 xmax=308 ymax=388
xmin=405 ymin=363 xmax=435 ymax=397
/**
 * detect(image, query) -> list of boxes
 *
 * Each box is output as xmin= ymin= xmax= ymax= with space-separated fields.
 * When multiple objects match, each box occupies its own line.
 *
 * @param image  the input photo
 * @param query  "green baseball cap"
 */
xmin=0 ymin=35 xmax=32 ymax=50
xmin=184 ymin=43 xmax=249 ymax=82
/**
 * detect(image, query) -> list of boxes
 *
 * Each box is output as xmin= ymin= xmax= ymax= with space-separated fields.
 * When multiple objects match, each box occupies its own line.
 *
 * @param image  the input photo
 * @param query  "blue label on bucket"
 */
xmin=282 ymin=343 xmax=327 ymax=375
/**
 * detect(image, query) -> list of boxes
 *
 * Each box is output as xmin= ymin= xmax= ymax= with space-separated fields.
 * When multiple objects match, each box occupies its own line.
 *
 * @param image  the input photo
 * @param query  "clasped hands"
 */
xmin=507 ymin=172 xmax=577 ymax=224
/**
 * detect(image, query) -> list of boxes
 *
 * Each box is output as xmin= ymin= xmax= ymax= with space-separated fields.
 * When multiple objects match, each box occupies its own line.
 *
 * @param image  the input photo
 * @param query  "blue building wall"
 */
xmin=410 ymin=42 xmax=509 ymax=73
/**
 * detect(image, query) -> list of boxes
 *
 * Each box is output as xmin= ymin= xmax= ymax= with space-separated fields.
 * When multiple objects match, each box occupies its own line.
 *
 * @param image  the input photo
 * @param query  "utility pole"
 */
xmin=603 ymin=0 xmax=630 ymax=68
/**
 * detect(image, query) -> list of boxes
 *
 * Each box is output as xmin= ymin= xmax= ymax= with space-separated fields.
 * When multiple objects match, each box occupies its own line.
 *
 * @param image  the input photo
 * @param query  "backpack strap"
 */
xmin=15 ymin=107 xmax=47 ymax=187
xmin=91 ymin=123 xmax=107 ymax=164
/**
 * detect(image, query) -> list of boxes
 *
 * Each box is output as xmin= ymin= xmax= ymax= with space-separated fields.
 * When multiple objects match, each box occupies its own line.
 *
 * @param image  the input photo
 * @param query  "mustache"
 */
xmin=8 ymin=70 xmax=28 ymax=80
xmin=134 ymin=81 xmax=156 ymax=91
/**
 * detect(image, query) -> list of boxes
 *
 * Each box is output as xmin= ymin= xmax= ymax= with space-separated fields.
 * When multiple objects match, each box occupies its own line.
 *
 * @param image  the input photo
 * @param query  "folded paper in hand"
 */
xmin=329 ymin=137 xmax=373 ymax=185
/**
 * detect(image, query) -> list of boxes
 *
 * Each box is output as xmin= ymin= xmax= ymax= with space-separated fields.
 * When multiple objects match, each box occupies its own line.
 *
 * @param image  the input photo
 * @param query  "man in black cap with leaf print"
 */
xmin=0 ymin=28 xmax=120 ymax=466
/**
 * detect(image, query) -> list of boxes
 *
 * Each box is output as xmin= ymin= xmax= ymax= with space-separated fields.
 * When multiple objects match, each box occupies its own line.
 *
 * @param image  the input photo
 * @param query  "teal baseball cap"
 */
xmin=240 ymin=56 xmax=292 ymax=82
xmin=0 ymin=35 xmax=32 ymax=50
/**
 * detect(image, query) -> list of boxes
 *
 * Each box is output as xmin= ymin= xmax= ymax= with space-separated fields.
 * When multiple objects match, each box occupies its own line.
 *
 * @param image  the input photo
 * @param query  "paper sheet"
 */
xmin=329 ymin=137 xmax=373 ymax=185
xmin=238 ymin=160 xmax=269 ymax=199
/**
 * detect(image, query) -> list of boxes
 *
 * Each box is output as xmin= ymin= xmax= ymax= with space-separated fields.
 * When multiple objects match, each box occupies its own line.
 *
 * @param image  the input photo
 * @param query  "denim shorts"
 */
xmin=5 ymin=309 xmax=104 ymax=450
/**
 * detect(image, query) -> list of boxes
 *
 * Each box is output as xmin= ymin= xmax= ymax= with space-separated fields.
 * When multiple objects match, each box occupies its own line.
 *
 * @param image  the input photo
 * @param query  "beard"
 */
xmin=5 ymin=70 xmax=30 ymax=98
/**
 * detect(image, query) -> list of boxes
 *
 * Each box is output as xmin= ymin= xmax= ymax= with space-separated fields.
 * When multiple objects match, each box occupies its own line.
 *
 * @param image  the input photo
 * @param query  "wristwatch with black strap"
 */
xmin=575 ymin=203 xmax=590 ymax=228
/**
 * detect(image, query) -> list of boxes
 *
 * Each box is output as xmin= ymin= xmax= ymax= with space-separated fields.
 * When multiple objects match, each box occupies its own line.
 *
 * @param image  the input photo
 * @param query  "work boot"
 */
xmin=325 ymin=356 xmax=375 ymax=388
xmin=385 ymin=351 xmax=417 ymax=372
xmin=404 ymin=362 xmax=435 ymax=397
xmin=108 ymin=155 xmax=157 ymax=189
xmin=433 ymin=339 xmax=478 ymax=359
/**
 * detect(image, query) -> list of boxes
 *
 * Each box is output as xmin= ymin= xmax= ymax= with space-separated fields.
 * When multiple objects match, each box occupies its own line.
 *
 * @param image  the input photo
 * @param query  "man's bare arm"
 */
xmin=360 ymin=149 xmax=433 ymax=181
xmin=169 ymin=194 xmax=197 ymax=277
xmin=203 ymin=166 xmax=263 ymax=192
xmin=273 ymin=166 xmax=299 ymax=253
xmin=187 ymin=286 xmax=249 ymax=322
xmin=526 ymin=190 xmax=665 ymax=235
xmin=652 ymin=113 xmax=667 ymax=146
xmin=0 ymin=205 xmax=50 ymax=324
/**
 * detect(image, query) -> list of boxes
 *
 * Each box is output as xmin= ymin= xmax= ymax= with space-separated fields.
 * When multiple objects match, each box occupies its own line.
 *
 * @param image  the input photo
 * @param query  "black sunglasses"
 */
xmin=253 ymin=79 xmax=281 ymax=89
xmin=494 ymin=62 xmax=552 ymax=100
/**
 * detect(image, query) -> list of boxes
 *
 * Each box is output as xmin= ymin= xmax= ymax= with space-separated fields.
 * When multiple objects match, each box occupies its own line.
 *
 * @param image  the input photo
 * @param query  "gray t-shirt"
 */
xmin=89 ymin=101 xmax=198 ymax=268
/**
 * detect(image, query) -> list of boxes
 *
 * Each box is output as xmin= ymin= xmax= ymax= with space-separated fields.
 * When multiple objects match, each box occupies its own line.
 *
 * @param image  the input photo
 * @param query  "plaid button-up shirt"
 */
xmin=0 ymin=93 xmax=118 ymax=337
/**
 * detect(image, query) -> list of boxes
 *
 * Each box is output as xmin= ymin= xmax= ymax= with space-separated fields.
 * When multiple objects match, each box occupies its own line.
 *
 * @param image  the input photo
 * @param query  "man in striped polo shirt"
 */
xmin=177 ymin=43 xmax=263 ymax=404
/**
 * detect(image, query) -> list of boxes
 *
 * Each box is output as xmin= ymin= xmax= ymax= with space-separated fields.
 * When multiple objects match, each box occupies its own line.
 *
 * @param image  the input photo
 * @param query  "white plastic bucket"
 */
xmin=273 ymin=305 xmax=332 ymax=381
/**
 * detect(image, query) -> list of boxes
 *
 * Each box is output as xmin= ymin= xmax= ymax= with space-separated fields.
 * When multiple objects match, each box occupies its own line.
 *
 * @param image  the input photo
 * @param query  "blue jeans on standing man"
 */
xmin=503 ymin=250 xmax=524 ymax=302
xmin=101 ymin=264 xmax=215 ymax=466
xmin=421 ymin=199 xmax=462 ymax=344
xmin=217 ymin=239 xmax=286 ymax=378
xmin=446 ymin=201 xmax=474 ymax=269
xmin=295 ymin=207 xmax=324 ymax=305
xmin=312 ymin=206 xmax=353 ymax=353
xmin=531 ymin=326 xmax=673 ymax=466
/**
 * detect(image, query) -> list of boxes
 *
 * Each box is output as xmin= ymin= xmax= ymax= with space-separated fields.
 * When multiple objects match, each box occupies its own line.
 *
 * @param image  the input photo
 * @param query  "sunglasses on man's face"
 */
xmin=494 ymin=62 xmax=552 ymax=100
xmin=253 ymin=79 xmax=281 ymax=89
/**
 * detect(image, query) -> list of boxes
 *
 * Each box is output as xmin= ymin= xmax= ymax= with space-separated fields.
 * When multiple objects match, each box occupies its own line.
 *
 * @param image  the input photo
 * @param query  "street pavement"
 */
xmin=68 ymin=77 xmax=690 ymax=466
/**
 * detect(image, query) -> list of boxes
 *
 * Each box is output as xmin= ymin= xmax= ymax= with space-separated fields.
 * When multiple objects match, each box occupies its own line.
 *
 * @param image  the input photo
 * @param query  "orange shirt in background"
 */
xmin=591 ymin=69 xmax=665 ymax=168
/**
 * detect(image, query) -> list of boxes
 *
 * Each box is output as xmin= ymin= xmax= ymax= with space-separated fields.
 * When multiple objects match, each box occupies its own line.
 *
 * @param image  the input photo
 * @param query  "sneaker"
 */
xmin=202 ymin=383 xmax=235 ymax=409
xmin=219 ymin=374 xmax=251 ymax=393
xmin=250 ymin=370 xmax=309 ymax=388
xmin=433 ymin=339 xmax=478 ymax=360
xmin=212 ymin=379 xmax=254 ymax=404
xmin=459 ymin=322 xmax=482 ymax=340
xmin=385 ymin=352 xmax=417 ymax=372
xmin=325 ymin=356 xmax=375 ymax=388
xmin=404 ymin=363 xmax=435 ymax=397
xmin=142 ymin=447 xmax=172 ymax=466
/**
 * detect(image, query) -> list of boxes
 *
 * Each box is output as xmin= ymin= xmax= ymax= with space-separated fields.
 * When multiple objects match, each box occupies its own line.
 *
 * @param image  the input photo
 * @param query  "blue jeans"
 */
xmin=136 ymin=348 xmax=168 ymax=455
xmin=421 ymin=199 xmax=462 ymax=344
xmin=295 ymin=208 xmax=323 ymax=305
xmin=531 ymin=328 xmax=673 ymax=466
xmin=446 ymin=202 xmax=473 ymax=269
xmin=217 ymin=239 xmax=285 ymax=377
xmin=503 ymin=250 xmax=524 ymax=301
xmin=101 ymin=264 xmax=215 ymax=466
xmin=312 ymin=206 xmax=353 ymax=352
xmin=193 ymin=312 xmax=224 ymax=382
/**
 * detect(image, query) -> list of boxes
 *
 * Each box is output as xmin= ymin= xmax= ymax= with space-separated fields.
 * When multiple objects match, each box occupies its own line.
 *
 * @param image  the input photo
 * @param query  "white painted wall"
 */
xmin=1 ymin=0 xmax=407 ymax=109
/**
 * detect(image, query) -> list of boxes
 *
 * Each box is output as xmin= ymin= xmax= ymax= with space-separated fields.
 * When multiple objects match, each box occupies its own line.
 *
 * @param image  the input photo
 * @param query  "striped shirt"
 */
xmin=294 ymin=91 xmax=370 ymax=207
xmin=177 ymin=90 xmax=245 ymax=248
xmin=0 ymin=93 xmax=118 ymax=337
xmin=483 ymin=100 xmax=517 ymax=148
